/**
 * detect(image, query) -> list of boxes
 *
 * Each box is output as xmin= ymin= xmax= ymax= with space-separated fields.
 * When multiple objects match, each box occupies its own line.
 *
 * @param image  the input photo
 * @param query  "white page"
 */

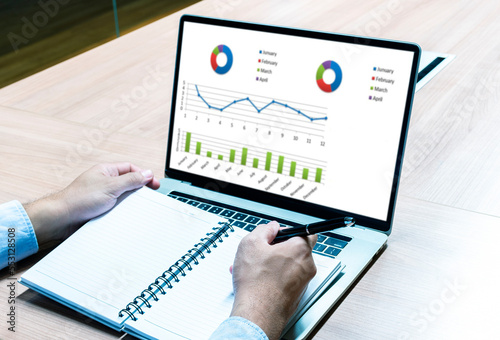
xmin=20 ymin=187 xmax=226 ymax=329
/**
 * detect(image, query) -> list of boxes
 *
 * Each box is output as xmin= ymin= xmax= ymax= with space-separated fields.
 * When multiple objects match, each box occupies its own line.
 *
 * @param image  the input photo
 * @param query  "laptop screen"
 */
xmin=166 ymin=15 xmax=420 ymax=230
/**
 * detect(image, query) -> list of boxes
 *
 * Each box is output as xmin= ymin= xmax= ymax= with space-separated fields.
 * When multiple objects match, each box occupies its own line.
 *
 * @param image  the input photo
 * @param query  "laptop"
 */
xmin=158 ymin=15 xmax=420 ymax=339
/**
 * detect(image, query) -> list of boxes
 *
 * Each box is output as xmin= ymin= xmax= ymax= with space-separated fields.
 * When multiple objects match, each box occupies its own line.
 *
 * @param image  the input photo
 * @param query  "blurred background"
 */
xmin=0 ymin=0 xmax=201 ymax=88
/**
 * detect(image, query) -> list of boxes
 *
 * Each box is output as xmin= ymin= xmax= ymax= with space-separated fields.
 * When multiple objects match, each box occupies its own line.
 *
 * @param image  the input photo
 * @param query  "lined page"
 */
xmin=20 ymin=187 xmax=225 ymax=328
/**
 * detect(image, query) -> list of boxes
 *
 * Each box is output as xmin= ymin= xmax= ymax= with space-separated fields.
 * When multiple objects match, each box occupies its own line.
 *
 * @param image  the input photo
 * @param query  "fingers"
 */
xmin=251 ymin=221 xmax=280 ymax=244
xmin=108 ymin=172 xmax=147 ymax=196
xmin=125 ymin=164 xmax=161 ymax=189
xmin=111 ymin=162 xmax=142 ymax=176
xmin=103 ymin=162 xmax=161 ymax=193
xmin=305 ymin=234 xmax=318 ymax=249
xmin=251 ymin=221 xmax=317 ymax=249
xmin=145 ymin=176 xmax=161 ymax=190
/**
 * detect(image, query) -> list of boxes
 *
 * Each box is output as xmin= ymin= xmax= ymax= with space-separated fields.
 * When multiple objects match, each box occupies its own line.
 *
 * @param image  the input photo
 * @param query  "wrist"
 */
xmin=24 ymin=191 xmax=71 ymax=247
xmin=231 ymin=290 xmax=289 ymax=340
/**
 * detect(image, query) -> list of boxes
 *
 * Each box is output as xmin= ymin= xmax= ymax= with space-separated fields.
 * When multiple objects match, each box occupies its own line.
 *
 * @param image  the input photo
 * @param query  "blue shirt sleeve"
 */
xmin=0 ymin=200 xmax=39 ymax=272
xmin=209 ymin=316 xmax=269 ymax=340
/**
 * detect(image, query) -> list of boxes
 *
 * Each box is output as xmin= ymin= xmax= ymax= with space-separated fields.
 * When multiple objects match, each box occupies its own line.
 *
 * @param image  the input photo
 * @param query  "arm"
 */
xmin=229 ymin=221 xmax=317 ymax=340
xmin=2 ymin=162 xmax=159 ymax=270
xmin=24 ymin=162 xmax=160 ymax=247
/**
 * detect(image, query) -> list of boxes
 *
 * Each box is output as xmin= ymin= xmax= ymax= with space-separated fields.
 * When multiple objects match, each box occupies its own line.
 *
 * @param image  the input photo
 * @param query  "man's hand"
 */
xmin=230 ymin=221 xmax=317 ymax=340
xmin=24 ymin=162 xmax=160 ymax=246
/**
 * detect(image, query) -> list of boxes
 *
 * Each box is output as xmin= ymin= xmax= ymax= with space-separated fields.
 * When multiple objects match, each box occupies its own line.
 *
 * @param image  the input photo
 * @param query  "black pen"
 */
xmin=273 ymin=217 xmax=355 ymax=243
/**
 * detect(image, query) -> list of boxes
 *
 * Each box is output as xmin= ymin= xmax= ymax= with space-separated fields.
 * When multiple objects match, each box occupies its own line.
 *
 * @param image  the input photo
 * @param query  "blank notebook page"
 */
xmin=20 ymin=187 xmax=226 ymax=328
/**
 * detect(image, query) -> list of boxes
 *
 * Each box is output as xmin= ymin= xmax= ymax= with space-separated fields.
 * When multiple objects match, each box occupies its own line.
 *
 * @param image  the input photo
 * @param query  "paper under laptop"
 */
xmin=416 ymin=51 xmax=455 ymax=92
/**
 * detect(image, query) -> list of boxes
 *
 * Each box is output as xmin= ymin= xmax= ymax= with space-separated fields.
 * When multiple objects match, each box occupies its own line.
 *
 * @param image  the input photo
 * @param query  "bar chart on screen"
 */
xmin=182 ymin=131 xmax=327 ymax=184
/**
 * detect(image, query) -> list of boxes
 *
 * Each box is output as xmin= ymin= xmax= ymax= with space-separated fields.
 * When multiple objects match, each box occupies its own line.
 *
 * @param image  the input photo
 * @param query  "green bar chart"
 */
xmin=185 ymin=132 xmax=191 ymax=152
xmin=182 ymin=131 xmax=326 ymax=183
xmin=315 ymin=168 xmax=322 ymax=183
xmin=265 ymin=152 xmax=272 ymax=171
xmin=277 ymin=156 xmax=284 ymax=174
xmin=241 ymin=148 xmax=248 ymax=166
xmin=290 ymin=161 xmax=296 ymax=177
xmin=302 ymin=168 xmax=309 ymax=180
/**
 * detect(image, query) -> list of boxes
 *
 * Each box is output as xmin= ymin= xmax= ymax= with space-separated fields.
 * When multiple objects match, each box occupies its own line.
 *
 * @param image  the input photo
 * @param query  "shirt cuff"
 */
xmin=209 ymin=316 xmax=269 ymax=340
xmin=1 ymin=200 xmax=39 ymax=272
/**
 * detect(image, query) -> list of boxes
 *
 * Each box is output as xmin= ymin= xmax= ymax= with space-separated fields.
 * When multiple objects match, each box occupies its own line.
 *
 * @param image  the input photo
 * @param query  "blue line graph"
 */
xmin=195 ymin=85 xmax=327 ymax=122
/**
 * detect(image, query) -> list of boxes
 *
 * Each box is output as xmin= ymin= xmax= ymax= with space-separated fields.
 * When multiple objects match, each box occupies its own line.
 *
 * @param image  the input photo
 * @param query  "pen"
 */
xmin=272 ymin=217 xmax=355 ymax=243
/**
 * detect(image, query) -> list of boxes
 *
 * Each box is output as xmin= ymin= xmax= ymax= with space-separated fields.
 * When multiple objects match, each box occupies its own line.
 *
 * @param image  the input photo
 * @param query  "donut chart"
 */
xmin=316 ymin=60 xmax=342 ymax=92
xmin=211 ymin=45 xmax=233 ymax=75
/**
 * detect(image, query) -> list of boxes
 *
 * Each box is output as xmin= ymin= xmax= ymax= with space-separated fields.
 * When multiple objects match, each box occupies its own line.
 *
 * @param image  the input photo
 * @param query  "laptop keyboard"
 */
xmin=168 ymin=191 xmax=351 ymax=259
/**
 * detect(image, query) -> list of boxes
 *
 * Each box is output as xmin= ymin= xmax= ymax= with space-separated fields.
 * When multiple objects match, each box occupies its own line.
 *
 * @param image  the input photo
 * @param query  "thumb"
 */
xmin=109 ymin=170 xmax=153 ymax=197
xmin=255 ymin=221 xmax=280 ymax=244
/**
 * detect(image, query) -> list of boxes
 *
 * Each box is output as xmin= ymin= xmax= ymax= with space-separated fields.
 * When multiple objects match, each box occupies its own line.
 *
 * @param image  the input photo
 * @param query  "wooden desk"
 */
xmin=1 ymin=0 xmax=499 ymax=339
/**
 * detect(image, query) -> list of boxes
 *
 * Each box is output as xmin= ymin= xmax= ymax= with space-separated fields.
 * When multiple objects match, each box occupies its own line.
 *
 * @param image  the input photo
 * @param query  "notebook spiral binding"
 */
xmin=118 ymin=221 xmax=234 ymax=321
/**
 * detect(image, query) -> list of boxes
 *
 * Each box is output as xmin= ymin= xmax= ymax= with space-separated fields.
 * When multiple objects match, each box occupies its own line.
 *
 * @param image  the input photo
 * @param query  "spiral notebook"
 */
xmin=19 ymin=188 xmax=342 ymax=339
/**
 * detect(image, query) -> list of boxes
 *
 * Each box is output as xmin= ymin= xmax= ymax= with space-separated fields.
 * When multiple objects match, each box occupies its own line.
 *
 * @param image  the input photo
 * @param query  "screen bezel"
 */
xmin=165 ymin=14 xmax=421 ymax=233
